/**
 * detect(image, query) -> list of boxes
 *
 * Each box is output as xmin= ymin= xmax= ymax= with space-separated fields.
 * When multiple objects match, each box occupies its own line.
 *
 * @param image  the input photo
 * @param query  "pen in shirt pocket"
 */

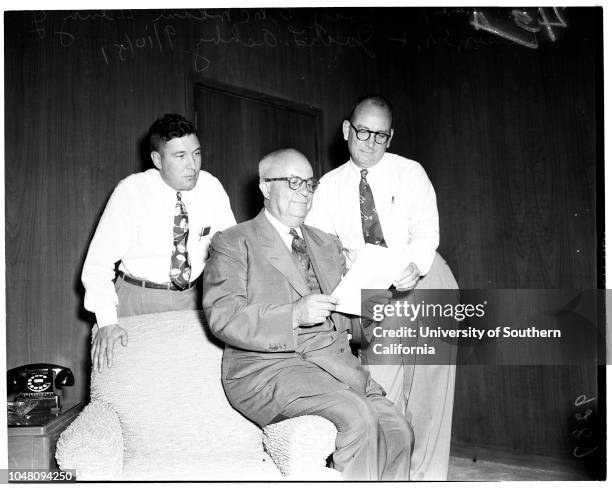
xmin=199 ymin=226 xmax=211 ymax=241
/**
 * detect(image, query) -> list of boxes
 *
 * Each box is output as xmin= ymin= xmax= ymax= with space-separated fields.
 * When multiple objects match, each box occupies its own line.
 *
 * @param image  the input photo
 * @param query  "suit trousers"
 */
xmin=365 ymin=252 xmax=458 ymax=481
xmin=280 ymin=389 xmax=413 ymax=480
xmin=115 ymin=274 xmax=199 ymax=318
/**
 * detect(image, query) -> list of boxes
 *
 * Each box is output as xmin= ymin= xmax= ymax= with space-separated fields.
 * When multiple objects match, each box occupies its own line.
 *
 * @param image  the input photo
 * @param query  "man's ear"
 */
xmin=259 ymin=181 xmax=270 ymax=200
xmin=386 ymin=128 xmax=395 ymax=149
xmin=342 ymin=120 xmax=351 ymax=141
xmin=151 ymin=151 xmax=162 ymax=170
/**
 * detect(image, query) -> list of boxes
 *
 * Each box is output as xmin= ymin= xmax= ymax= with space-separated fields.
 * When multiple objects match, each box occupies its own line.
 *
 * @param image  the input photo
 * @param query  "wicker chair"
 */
xmin=55 ymin=310 xmax=339 ymax=481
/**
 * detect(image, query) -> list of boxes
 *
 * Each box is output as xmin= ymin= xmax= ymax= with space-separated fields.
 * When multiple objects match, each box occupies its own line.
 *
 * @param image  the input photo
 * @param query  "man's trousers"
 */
xmin=366 ymin=252 xmax=458 ymax=480
xmin=115 ymin=274 xmax=199 ymax=317
xmin=279 ymin=389 xmax=413 ymax=480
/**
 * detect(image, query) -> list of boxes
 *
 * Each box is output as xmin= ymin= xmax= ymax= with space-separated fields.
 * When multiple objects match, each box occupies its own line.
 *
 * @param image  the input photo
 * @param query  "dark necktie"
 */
xmin=359 ymin=169 xmax=387 ymax=247
xmin=170 ymin=191 xmax=191 ymax=289
xmin=289 ymin=228 xmax=310 ymax=279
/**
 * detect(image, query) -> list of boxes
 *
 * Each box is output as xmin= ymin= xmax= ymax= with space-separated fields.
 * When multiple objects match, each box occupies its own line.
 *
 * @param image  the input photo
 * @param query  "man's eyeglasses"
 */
xmin=263 ymin=176 xmax=319 ymax=192
xmin=349 ymin=121 xmax=391 ymax=145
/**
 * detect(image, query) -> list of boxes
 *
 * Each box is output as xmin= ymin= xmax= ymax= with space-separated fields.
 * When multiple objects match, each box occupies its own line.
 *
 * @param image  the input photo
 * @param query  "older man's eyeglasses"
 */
xmin=263 ymin=176 xmax=319 ymax=192
xmin=349 ymin=121 xmax=391 ymax=145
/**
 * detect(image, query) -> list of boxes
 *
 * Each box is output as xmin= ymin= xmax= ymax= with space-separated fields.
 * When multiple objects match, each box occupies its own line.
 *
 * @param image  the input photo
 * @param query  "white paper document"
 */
xmin=332 ymin=244 xmax=411 ymax=315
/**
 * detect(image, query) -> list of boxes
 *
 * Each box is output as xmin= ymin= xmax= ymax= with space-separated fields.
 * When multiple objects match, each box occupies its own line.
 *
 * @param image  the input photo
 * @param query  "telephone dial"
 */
xmin=7 ymin=363 xmax=74 ymax=412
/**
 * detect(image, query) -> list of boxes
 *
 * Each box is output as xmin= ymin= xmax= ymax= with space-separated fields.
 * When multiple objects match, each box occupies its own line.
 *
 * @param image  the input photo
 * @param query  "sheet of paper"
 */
xmin=332 ymin=244 xmax=411 ymax=315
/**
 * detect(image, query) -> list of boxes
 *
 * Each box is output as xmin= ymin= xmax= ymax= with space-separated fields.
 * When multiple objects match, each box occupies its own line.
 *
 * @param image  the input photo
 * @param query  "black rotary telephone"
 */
xmin=7 ymin=363 xmax=74 ymax=412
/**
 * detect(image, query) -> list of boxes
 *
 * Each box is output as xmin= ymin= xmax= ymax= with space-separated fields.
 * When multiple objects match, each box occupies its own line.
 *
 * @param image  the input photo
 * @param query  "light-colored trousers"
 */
xmin=115 ymin=274 xmax=199 ymax=317
xmin=280 ymin=390 xmax=413 ymax=480
xmin=366 ymin=252 xmax=458 ymax=480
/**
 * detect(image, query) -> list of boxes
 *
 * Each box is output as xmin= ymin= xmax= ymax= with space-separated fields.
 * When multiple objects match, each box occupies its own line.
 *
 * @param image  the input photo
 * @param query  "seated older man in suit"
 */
xmin=202 ymin=148 xmax=413 ymax=480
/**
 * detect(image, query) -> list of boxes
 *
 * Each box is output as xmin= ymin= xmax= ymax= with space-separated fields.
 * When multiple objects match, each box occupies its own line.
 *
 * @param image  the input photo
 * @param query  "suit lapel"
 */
xmin=254 ymin=211 xmax=311 ymax=297
xmin=302 ymin=225 xmax=336 ymax=294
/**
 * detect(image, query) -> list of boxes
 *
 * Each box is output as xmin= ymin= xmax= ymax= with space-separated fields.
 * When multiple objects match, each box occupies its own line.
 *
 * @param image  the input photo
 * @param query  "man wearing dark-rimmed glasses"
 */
xmin=262 ymin=175 xmax=320 ymax=193
xmin=306 ymin=95 xmax=459 ymax=480
xmin=202 ymin=148 xmax=413 ymax=480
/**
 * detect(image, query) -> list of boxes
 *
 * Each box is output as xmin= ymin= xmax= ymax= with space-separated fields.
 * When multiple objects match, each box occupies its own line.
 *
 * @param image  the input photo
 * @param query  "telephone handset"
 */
xmin=7 ymin=363 xmax=74 ymax=412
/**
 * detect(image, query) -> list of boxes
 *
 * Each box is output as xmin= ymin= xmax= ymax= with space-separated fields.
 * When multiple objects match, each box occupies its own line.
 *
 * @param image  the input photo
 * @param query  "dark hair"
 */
xmin=348 ymin=94 xmax=393 ymax=126
xmin=149 ymin=114 xmax=197 ymax=152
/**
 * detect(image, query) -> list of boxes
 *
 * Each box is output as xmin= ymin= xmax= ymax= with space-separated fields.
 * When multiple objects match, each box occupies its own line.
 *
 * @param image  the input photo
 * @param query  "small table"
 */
xmin=7 ymin=402 xmax=83 ymax=470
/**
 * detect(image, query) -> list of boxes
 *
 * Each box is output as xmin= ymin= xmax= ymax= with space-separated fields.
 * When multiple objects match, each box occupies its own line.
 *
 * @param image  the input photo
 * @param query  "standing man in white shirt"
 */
xmin=306 ymin=95 xmax=458 ymax=480
xmin=82 ymin=113 xmax=236 ymax=373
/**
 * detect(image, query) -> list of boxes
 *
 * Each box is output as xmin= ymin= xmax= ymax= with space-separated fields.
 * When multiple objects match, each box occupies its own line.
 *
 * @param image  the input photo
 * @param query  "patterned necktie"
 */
xmin=289 ymin=228 xmax=310 ymax=279
xmin=360 ymin=169 xmax=387 ymax=247
xmin=170 ymin=191 xmax=191 ymax=289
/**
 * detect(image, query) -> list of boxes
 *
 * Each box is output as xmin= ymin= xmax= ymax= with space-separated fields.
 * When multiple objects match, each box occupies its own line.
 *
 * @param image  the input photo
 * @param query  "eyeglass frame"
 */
xmin=262 ymin=175 xmax=319 ymax=192
xmin=348 ymin=121 xmax=392 ymax=145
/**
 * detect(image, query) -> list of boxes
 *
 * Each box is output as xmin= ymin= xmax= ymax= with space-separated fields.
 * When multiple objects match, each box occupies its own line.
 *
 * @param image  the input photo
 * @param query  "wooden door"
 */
xmin=193 ymin=81 xmax=323 ymax=222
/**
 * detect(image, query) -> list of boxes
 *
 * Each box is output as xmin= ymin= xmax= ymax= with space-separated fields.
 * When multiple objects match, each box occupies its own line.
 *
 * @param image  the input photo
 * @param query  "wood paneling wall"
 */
xmin=4 ymin=8 xmax=602 ymax=470
xmin=370 ymin=9 xmax=602 ymax=470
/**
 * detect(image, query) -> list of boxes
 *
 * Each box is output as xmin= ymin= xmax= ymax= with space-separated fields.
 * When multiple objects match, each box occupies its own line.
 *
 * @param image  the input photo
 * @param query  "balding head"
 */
xmin=349 ymin=95 xmax=393 ymax=127
xmin=258 ymin=148 xmax=315 ymax=227
xmin=258 ymin=148 xmax=308 ymax=179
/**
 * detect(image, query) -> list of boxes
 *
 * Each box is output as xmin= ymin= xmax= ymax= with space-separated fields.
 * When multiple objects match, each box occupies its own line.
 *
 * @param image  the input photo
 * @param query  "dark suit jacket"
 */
xmin=202 ymin=210 xmax=382 ymax=426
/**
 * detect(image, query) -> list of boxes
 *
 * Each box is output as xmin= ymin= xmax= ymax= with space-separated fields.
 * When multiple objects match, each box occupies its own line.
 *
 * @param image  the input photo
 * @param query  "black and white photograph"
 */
xmin=2 ymin=2 xmax=608 ymax=483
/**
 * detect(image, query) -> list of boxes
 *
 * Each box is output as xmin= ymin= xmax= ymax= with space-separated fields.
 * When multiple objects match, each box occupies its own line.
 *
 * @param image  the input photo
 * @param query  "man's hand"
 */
xmin=91 ymin=324 xmax=128 ymax=372
xmin=361 ymin=289 xmax=393 ymax=320
xmin=293 ymin=294 xmax=338 ymax=327
xmin=393 ymin=262 xmax=421 ymax=291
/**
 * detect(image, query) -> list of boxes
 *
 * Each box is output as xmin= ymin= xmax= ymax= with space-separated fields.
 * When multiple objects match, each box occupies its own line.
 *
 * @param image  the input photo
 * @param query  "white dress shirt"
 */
xmin=82 ymin=168 xmax=236 ymax=327
xmin=306 ymin=152 xmax=439 ymax=275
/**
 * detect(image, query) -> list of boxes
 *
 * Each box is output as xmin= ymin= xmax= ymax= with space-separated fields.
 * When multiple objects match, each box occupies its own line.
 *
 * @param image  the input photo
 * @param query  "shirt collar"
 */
xmin=153 ymin=169 xmax=200 ymax=198
xmin=348 ymin=154 xmax=387 ymax=180
xmin=264 ymin=208 xmax=303 ymax=242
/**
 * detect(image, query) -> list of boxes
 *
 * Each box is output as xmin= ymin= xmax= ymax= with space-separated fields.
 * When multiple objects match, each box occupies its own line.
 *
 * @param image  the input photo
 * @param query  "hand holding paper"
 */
xmin=393 ymin=262 xmax=421 ymax=290
xmin=332 ymin=244 xmax=411 ymax=315
xmin=293 ymin=294 xmax=338 ymax=326
xmin=361 ymin=290 xmax=393 ymax=320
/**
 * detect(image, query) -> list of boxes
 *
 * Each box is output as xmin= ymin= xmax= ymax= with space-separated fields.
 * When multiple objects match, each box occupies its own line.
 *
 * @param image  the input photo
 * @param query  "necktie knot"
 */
xmin=176 ymin=191 xmax=182 ymax=201
xmin=360 ymin=169 xmax=368 ymax=180
xmin=289 ymin=228 xmax=307 ymax=253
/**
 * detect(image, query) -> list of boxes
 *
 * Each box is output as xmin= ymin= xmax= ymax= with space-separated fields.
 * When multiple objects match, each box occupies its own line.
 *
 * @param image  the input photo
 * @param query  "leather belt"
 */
xmin=118 ymin=271 xmax=196 ymax=291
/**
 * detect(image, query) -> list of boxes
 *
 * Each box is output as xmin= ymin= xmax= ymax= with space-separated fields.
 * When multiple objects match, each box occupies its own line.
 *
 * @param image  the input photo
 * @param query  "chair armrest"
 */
xmin=262 ymin=415 xmax=341 ymax=479
xmin=56 ymin=400 xmax=124 ymax=480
